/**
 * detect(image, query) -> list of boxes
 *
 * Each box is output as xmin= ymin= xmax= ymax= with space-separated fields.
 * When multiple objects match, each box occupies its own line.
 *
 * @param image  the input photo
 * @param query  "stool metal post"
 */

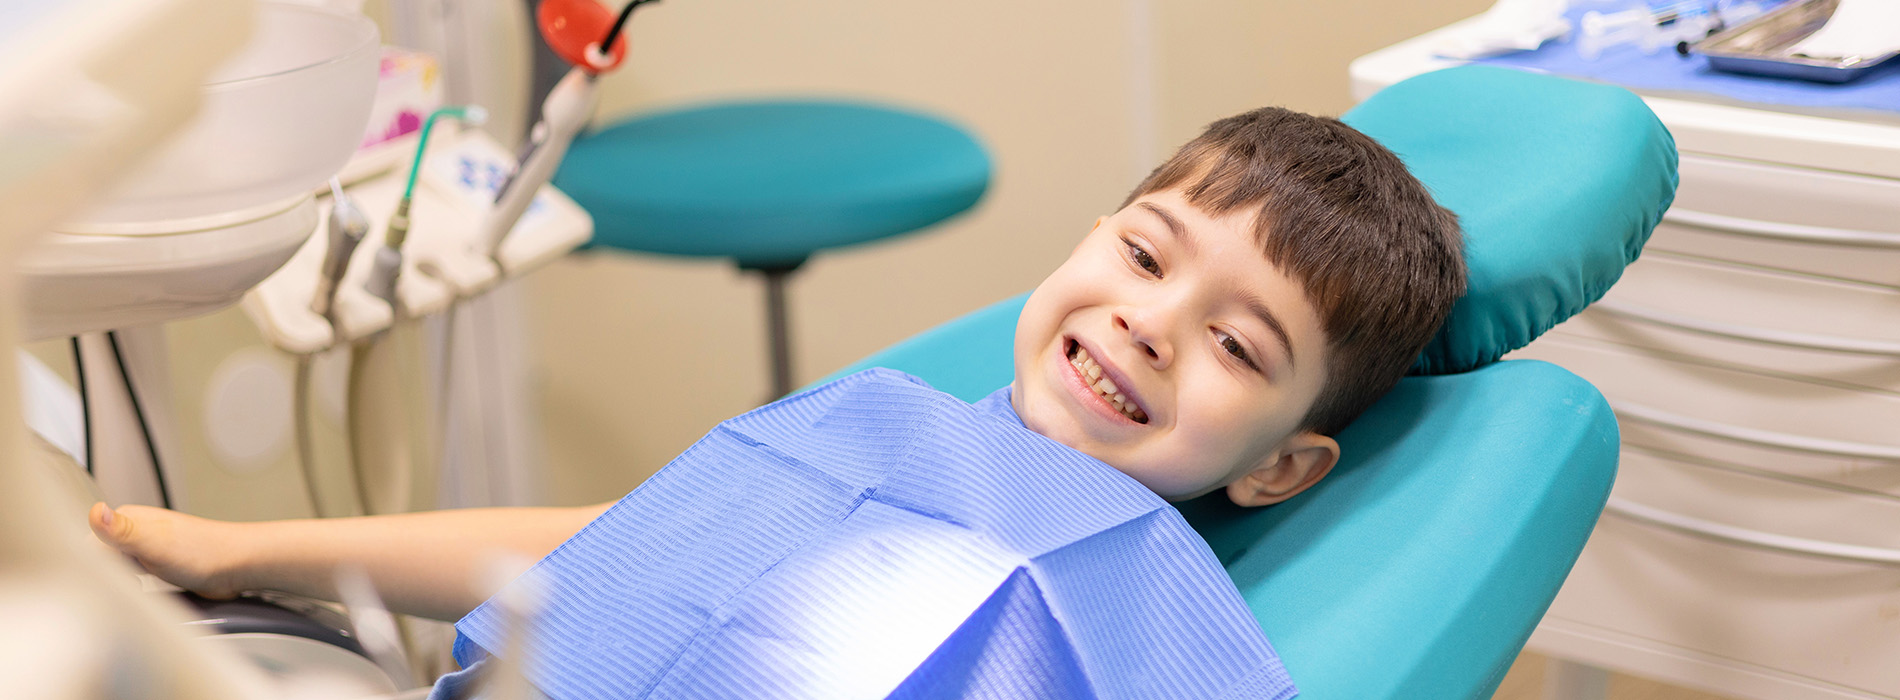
xmin=754 ymin=263 xmax=801 ymax=400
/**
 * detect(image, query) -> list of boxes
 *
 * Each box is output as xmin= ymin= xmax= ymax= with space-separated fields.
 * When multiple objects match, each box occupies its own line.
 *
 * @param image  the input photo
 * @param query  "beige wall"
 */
xmin=528 ymin=0 xmax=1493 ymax=505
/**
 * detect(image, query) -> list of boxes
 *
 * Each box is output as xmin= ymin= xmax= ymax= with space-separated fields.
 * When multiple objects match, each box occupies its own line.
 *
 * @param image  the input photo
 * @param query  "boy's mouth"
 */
xmin=1065 ymin=339 xmax=1149 ymax=424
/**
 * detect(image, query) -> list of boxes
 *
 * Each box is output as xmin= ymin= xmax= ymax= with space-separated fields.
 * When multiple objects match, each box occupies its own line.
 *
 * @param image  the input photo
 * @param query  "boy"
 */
xmin=89 ymin=105 xmax=1462 ymax=633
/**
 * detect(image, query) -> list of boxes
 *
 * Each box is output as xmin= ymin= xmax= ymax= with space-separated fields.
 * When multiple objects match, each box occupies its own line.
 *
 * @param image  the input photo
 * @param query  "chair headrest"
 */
xmin=1342 ymin=65 xmax=1678 ymax=375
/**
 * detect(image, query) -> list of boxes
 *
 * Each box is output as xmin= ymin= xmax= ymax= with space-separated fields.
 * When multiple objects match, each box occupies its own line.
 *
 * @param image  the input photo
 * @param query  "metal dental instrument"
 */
xmin=313 ymin=178 xmax=369 ymax=321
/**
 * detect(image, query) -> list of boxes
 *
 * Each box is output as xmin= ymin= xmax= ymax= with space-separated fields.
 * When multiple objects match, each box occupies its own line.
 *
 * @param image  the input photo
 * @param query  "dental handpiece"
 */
xmin=481 ymin=0 xmax=657 ymax=258
xmin=361 ymin=106 xmax=487 ymax=310
xmin=313 ymin=179 xmax=369 ymax=320
xmin=480 ymin=67 xmax=597 ymax=257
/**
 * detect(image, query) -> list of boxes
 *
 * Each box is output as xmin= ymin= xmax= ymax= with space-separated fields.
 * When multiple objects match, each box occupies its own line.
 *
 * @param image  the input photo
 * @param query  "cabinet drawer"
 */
xmin=1543 ymin=446 xmax=1900 ymax=698
xmin=1560 ymin=252 xmax=1900 ymax=393
xmin=1510 ymin=333 xmax=1900 ymax=498
xmin=1649 ymin=154 xmax=1900 ymax=288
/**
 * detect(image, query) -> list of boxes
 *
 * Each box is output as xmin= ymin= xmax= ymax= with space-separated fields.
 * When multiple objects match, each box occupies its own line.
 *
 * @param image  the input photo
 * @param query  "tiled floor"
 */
xmin=1493 ymin=652 xmax=1740 ymax=700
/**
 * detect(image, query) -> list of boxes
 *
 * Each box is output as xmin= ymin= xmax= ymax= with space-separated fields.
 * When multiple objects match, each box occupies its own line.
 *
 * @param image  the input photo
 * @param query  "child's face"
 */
xmin=1011 ymin=189 xmax=1339 ymax=505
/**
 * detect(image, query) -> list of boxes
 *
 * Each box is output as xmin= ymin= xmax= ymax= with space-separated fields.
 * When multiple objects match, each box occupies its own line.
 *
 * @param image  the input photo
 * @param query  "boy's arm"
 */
xmin=88 ymin=501 xmax=614 ymax=622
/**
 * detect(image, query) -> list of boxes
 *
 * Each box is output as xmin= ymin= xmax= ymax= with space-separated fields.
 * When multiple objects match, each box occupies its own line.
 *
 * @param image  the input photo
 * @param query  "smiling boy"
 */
xmin=1016 ymin=107 xmax=1461 ymax=507
xmin=89 ymin=106 xmax=1463 ymax=629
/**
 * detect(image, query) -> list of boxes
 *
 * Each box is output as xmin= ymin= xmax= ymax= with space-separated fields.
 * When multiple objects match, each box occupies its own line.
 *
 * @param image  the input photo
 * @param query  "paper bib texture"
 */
xmin=452 ymin=369 xmax=1294 ymax=700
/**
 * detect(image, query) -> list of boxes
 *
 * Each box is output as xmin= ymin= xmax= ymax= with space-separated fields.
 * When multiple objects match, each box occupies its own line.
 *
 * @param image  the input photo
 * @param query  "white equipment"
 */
xmin=1 ymin=0 xmax=577 ymax=696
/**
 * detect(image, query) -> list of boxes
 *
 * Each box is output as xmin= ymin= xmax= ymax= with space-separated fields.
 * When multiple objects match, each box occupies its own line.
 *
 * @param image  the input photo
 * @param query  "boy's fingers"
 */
xmin=87 ymin=502 xmax=114 ymax=540
xmin=88 ymin=502 xmax=136 ymax=546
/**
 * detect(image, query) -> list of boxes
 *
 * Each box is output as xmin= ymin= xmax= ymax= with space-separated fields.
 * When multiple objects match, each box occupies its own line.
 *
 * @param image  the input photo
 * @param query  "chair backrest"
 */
xmin=826 ymin=65 xmax=1678 ymax=699
xmin=829 ymin=298 xmax=1616 ymax=699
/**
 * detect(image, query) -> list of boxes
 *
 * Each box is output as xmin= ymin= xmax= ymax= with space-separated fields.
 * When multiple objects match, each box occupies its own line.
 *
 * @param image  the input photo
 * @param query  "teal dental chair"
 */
xmin=827 ymin=66 xmax=1678 ymax=699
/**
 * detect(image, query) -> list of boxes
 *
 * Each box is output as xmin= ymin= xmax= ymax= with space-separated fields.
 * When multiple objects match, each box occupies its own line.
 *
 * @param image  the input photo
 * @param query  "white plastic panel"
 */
xmin=1540 ymin=446 xmax=1900 ymax=699
xmin=1511 ymin=333 xmax=1900 ymax=498
xmin=1559 ymin=252 xmax=1900 ymax=394
xmin=1650 ymin=154 xmax=1900 ymax=288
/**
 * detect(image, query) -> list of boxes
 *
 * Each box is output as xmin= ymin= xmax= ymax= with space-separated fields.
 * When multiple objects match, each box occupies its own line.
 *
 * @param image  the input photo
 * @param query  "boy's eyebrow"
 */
xmin=1141 ymin=201 xmax=1296 ymax=369
xmin=1138 ymin=202 xmax=1196 ymax=255
xmin=1243 ymin=294 xmax=1298 ymax=371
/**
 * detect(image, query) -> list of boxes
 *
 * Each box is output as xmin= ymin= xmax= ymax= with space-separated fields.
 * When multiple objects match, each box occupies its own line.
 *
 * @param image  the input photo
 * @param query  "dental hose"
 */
xmin=346 ymin=106 xmax=484 ymax=517
xmin=292 ymin=356 xmax=331 ymax=516
xmin=294 ymin=355 xmax=372 ymax=518
xmin=298 ymin=178 xmax=373 ymax=517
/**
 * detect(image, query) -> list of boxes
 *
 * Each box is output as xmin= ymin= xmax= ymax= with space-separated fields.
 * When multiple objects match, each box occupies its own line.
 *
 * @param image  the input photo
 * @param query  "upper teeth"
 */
xmin=1069 ymin=345 xmax=1148 ymax=423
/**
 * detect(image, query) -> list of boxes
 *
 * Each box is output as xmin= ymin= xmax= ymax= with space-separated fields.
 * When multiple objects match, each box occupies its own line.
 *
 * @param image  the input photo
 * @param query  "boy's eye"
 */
xmin=1220 ymin=332 xmax=1261 ymax=371
xmin=1124 ymin=239 xmax=1161 ymax=276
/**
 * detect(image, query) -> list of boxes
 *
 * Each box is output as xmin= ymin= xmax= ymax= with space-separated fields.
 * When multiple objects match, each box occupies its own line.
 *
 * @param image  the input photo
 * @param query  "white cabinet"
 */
xmin=1355 ymin=25 xmax=1900 ymax=700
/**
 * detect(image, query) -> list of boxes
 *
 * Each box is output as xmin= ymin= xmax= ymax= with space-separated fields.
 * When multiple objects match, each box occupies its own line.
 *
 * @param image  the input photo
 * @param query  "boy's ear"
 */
xmin=1226 ymin=431 xmax=1339 ymax=507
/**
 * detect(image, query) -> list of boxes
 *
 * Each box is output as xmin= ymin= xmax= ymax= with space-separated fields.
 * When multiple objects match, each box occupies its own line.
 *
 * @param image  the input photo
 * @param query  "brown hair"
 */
xmin=1124 ymin=107 xmax=1465 ymax=436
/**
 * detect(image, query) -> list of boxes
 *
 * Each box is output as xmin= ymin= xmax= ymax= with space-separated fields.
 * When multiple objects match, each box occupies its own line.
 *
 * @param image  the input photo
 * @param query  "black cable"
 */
xmin=600 ymin=0 xmax=660 ymax=52
xmin=107 ymin=330 xmax=172 ymax=510
xmin=71 ymin=337 xmax=93 ymax=476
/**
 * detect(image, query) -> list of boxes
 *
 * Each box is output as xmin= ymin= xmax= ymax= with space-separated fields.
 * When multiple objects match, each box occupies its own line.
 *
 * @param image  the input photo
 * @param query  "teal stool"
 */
xmin=555 ymin=100 xmax=991 ymax=397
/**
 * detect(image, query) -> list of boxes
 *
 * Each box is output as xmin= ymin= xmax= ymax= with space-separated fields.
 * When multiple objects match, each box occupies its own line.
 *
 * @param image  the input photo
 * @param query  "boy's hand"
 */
xmin=88 ymin=503 xmax=245 ymax=599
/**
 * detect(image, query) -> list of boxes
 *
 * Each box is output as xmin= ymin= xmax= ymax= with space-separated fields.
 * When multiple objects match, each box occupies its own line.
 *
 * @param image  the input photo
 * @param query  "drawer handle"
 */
xmin=1665 ymin=208 xmax=1900 ymax=249
xmin=1593 ymin=300 xmax=1900 ymax=357
xmin=1605 ymin=497 xmax=1900 ymax=566
xmin=1611 ymin=400 xmax=1900 ymax=461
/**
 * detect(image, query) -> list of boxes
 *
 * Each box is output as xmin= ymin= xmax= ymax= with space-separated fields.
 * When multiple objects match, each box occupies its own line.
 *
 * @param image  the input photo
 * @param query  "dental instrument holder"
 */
xmin=242 ymin=124 xmax=593 ymax=355
xmin=243 ymin=125 xmax=590 ymax=521
xmin=245 ymin=0 xmax=628 ymax=352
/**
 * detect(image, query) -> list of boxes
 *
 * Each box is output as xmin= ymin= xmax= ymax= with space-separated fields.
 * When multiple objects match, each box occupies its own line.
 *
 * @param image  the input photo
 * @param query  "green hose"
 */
xmin=402 ymin=105 xmax=486 ymax=202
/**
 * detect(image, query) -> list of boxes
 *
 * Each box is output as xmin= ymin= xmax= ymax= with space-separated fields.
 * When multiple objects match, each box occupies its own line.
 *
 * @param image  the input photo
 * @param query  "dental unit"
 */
xmin=4 ymin=0 xmax=593 ymax=694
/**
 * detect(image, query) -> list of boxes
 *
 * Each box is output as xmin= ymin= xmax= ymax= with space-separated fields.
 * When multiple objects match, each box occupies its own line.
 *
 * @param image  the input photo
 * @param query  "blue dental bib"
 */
xmin=451 ymin=368 xmax=1294 ymax=700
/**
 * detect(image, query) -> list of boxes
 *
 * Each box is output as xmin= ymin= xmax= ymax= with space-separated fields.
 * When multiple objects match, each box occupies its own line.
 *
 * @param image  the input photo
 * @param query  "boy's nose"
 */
xmin=1112 ymin=309 xmax=1172 ymax=370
